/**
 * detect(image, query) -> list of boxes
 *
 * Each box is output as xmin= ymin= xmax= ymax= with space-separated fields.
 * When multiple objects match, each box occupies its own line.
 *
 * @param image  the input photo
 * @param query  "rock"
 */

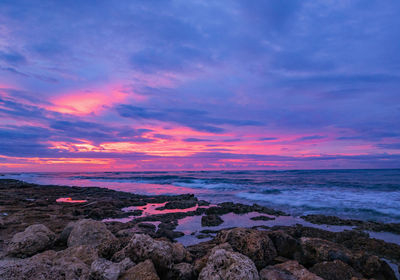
xmin=67 ymin=219 xmax=117 ymax=248
xmin=201 ymin=214 xmax=224 ymax=226
xmin=250 ymin=215 xmax=275 ymax=221
xmin=166 ymin=263 xmax=196 ymax=280
xmin=7 ymin=224 xmax=56 ymax=257
xmin=161 ymin=199 xmax=197 ymax=209
xmin=97 ymin=238 xmax=124 ymax=260
xmin=300 ymin=237 xmax=353 ymax=266
xmin=90 ymin=258 xmax=122 ymax=280
xmin=268 ymin=260 xmax=323 ymax=280
xmin=171 ymin=242 xmax=191 ymax=263
xmin=198 ymin=247 xmax=259 ymax=280
xmin=123 ymin=234 xmax=173 ymax=273
xmin=352 ymin=254 xmax=397 ymax=280
xmin=0 ymin=249 xmax=91 ymax=280
xmin=60 ymin=245 xmax=98 ymax=265
xmin=309 ymin=260 xmax=362 ymax=280
xmin=267 ymin=231 xmax=300 ymax=259
xmin=90 ymin=257 xmax=133 ymax=280
xmin=120 ymin=259 xmax=160 ymax=280
xmin=259 ymin=266 xmax=297 ymax=280
xmin=56 ymin=221 xmax=76 ymax=245
xmin=216 ymin=228 xmax=277 ymax=269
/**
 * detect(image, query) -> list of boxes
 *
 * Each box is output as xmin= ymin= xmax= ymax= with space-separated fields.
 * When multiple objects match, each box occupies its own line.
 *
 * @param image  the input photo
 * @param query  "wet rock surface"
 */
xmin=1 ymin=179 xmax=399 ymax=280
xmin=201 ymin=214 xmax=223 ymax=226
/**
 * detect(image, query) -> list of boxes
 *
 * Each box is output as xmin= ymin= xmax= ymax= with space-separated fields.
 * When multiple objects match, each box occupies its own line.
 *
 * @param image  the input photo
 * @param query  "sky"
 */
xmin=0 ymin=0 xmax=400 ymax=171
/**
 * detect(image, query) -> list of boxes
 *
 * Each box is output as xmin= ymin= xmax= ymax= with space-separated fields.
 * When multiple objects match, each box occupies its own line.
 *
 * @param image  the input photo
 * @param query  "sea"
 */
xmin=2 ymin=169 xmax=400 ymax=223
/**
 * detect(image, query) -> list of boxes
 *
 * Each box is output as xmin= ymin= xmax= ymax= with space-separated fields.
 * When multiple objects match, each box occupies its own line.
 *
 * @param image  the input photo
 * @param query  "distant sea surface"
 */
xmin=2 ymin=169 xmax=400 ymax=223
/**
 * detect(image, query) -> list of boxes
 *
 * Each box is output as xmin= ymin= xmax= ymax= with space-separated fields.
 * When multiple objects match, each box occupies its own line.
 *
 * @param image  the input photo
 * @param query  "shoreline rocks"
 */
xmin=1 ymin=179 xmax=399 ymax=280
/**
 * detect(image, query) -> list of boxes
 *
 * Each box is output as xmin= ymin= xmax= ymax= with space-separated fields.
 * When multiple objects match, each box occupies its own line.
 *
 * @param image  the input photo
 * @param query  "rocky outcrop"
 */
xmin=120 ymin=259 xmax=160 ymax=280
xmin=90 ymin=257 xmax=134 ymax=280
xmin=201 ymin=214 xmax=224 ymax=226
xmin=122 ymin=234 xmax=174 ymax=273
xmin=260 ymin=260 xmax=323 ymax=280
xmin=198 ymin=247 xmax=260 ymax=280
xmin=299 ymin=237 xmax=353 ymax=265
xmin=67 ymin=219 xmax=117 ymax=248
xmin=166 ymin=262 xmax=196 ymax=280
xmin=309 ymin=260 xmax=362 ymax=280
xmin=7 ymin=224 xmax=55 ymax=257
xmin=266 ymin=230 xmax=300 ymax=259
xmin=216 ymin=227 xmax=277 ymax=269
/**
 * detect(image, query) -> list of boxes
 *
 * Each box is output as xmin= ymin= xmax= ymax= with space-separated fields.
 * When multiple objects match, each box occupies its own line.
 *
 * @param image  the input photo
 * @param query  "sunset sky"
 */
xmin=1 ymin=0 xmax=400 ymax=171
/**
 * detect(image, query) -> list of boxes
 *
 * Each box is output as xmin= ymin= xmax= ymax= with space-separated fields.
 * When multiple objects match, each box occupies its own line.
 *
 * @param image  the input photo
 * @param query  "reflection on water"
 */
xmin=102 ymin=202 xmax=214 ymax=223
xmin=175 ymin=212 xmax=355 ymax=246
xmin=56 ymin=197 xmax=87 ymax=203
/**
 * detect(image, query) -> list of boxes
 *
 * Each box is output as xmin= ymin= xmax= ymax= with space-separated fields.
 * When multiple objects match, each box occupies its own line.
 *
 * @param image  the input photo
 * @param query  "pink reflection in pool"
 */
xmin=56 ymin=197 xmax=87 ymax=203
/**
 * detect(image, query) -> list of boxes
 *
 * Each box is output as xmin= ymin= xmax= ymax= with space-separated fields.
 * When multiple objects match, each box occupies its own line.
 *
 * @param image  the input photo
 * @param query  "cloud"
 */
xmin=116 ymin=104 xmax=262 ymax=133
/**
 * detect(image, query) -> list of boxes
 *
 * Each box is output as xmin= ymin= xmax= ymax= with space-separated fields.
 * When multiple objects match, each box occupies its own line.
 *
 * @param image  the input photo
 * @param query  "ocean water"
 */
xmin=2 ymin=169 xmax=400 ymax=223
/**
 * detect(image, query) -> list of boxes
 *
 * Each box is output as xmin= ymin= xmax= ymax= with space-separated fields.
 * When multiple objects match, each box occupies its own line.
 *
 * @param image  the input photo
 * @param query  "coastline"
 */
xmin=1 ymin=179 xmax=399 ymax=279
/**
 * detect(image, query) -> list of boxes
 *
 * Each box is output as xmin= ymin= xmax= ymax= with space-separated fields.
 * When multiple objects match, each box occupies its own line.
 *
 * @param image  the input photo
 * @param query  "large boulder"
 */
xmin=7 ymin=224 xmax=56 ymax=258
xmin=352 ymin=254 xmax=397 ymax=280
xmin=299 ymin=237 xmax=353 ymax=266
xmin=267 ymin=230 xmax=301 ymax=259
xmin=260 ymin=260 xmax=323 ymax=280
xmin=198 ymin=247 xmax=259 ymax=280
xmin=201 ymin=214 xmax=223 ymax=226
xmin=309 ymin=260 xmax=362 ymax=280
xmin=122 ymin=234 xmax=173 ymax=273
xmin=0 ymin=249 xmax=91 ymax=280
xmin=120 ymin=259 xmax=160 ymax=280
xmin=67 ymin=219 xmax=116 ymax=248
xmin=166 ymin=263 xmax=196 ymax=280
xmin=90 ymin=257 xmax=134 ymax=280
xmin=216 ymin=228 xmax=277 ymax=269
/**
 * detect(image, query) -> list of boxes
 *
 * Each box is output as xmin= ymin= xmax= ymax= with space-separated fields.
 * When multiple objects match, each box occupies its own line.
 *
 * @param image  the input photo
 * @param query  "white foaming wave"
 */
xmin=236 ymin=188 xmax=400 ymax=220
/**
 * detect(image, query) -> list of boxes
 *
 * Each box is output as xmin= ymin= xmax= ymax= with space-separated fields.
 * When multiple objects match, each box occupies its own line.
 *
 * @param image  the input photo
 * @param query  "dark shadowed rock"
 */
xmin=300 ymin=237 xmax=353 ymax=266
xmin=201 ymin=214 xmax=223 ymax=226
xmin=198 ymin=247 xmax=259 ymax=280
xmin=216 ymin=227 xmax=277 ymax=269
xmin=259 ymin=266 xmax=297 ymax=280
xmin=267 ymin=260 xmax=323 ymax=280
xmin=120 ymin=259 xmax=160 ymax=280
xmin=250 ymin=215 xmax=275 ymax=221
xmin=7 ymin=224 xmax=55 ymax=258
xmin=67 ymin=219 xmax=117 ymax=248
xmin=310 ymin=260 xmax=362 ymax=280
xmin=352 ymin=254 xmax=397 ymax=280
xmin=267 ymin=230 xmax=301 ymax=259
xmin=90 ymin=257 xmax=134 ymax=280
xmin=166 ymin=263 xmax=196 ymax=280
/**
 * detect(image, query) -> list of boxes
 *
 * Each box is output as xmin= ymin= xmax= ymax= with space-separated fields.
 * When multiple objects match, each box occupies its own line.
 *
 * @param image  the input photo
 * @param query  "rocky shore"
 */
xmin=0 ymin=179 xmax=399 ymax=280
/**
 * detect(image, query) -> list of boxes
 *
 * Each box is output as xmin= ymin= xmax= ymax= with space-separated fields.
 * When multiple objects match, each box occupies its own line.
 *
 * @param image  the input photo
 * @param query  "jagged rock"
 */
xmin=216 ymin=228 xmax=277 ymax=269
xmin=261 ymin=260 xmax=323 ymax=280
xmin=60 ymin=245 xmax=99 ymax=265
xmin=120 ymin=259 xmax=160 ymax=280
xmin=166 ymin=263 xmax=196 ymax=280
xmin=259 ymin=266 xmax=297 ymax=280
xmin=171 ymin=242 xmax=191 ymax=263
xmin=67 ymin=219 xmax=117 ymax=248
xmin=201 ymin=214 xmax=223 ymax=226
xmin=199 ymin=247 xmax=259 ymax=280
xmin=57 ymin=221 xmax=76 ymax=245
xmin=7 ymin=224 xmax=56 ymax=258
xmin=352 ymin=254 xmax=397 ymax=280
xmin=309 ymin=260 xmax=362 ymax=280
xmin=123 ymin=234 xmax=173 ymax=273
xmin=90 ymin=257 xmax=133 ymax=280
xmin=300 ymin=237 xmax=353 ymax=265
xmin=267 ymin=230 xmax=300 ymax=259
xmin=0 ymin=249 xmax=91 ymax=280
